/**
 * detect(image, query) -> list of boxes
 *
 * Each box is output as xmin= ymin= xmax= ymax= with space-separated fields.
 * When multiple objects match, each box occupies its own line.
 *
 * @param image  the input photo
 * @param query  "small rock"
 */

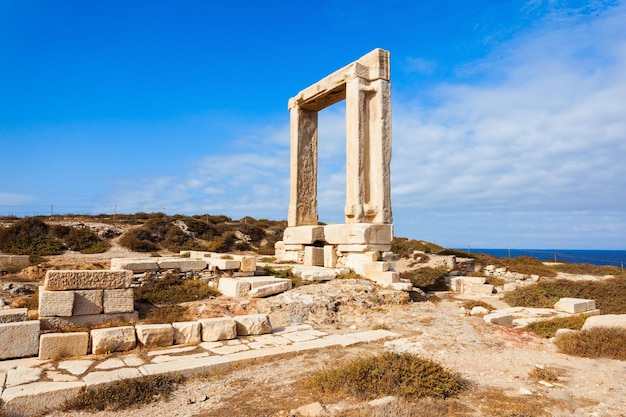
xmin=538 ymin=380 xmax=554 ymax=388
xmin=294 ymin=401 xmax=326 ymax=416
xmin=470 ymin=306 xmax=490 ymax=316
xmin=519 ymin=387 xmax=533 ymax=396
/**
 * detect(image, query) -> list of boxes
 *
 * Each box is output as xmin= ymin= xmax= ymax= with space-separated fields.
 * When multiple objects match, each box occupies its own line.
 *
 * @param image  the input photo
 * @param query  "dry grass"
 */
xmin=503 ymin=278 xmax=626 ymax=314
xmin=336 ymin=397 xmax=465 ymax=417
xmin=134 ymin=273 xmax=219 ymax=305
xmin=308 ymin=351 xmax=469 ymax=400
xmin=469 ymin=389 xmax=571 ymax=417
xmin=399 ymin=266 xmax=449 ymax=291
xmin=522 ymin=314 xmax=587 ymax=338
xmin=528 ymin=366 xmax=561 ymax=382
xmin=64 ymin=374 xmax=184 ymax=411
xmin=554 ymin=327 xmax=626 ymax=360
xmin=462 ymin=300 xmax=496 ymax=311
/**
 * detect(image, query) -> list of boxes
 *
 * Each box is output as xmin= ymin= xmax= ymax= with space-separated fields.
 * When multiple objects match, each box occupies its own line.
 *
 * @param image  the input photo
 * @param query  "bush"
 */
xmin=65 ymin=374 xmax=184 ymax=411
xmin=118 ymin=228 xmax=159 ymax=252
xmin=392 ymin=238 xmax=443 ymax=255
xmin=503 ymin=278 xmax=626 ymax=314
xmin=399 ymin=266 xmax=449 ymax=291
xmin=554 ymin=327 xmax=626 ymax=360
xmin=309 ymin=351 xmax=468 ymax=400
xmin=0 ymin=218 xmax=66 ymax=255
xmin=522 ymin=315 xmax=587 ymax=338
xmin=206 ymin=232 xmax=237 ymax=253
xmin=134 ymin=273 xmax=220 ymax=304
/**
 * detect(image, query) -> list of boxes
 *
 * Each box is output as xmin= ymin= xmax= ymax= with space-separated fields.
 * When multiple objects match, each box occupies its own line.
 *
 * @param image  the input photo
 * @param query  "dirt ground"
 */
xmin=3 ymin=246 xmax=626 ymax=417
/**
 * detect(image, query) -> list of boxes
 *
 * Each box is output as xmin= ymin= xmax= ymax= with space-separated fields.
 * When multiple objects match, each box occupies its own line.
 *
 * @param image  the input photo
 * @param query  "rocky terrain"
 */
xmin=1 ymin=218 xmax=625 ymax=416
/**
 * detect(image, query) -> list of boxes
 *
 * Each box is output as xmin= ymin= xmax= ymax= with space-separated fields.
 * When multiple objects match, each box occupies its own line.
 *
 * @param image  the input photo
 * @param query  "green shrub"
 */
xmin=80 ymin=240 xmax=111 ymax=254
xmin=399 ymin=266 xmax=449 ymax=291
xmin=65 ymin=374 xmax=184 ymax=411
xmin=554 ymin=327 xmax=626 ymax=360
xmin=206 ymin=232 xmax=237 ymax=253
xmin=522 ymin=315 xmax=587 ymax=338
xmin=134 ymin=273 xmax=220 ymax=304
xmin=503 ymin=278 xmax=626 ymax=314
xmin=118 ymin=228 xmax=159 ymax=252
xmin=0 ymin=218 xmax=66 ymax=255
xmin=309 ymin=351 xmax=468 ymax=400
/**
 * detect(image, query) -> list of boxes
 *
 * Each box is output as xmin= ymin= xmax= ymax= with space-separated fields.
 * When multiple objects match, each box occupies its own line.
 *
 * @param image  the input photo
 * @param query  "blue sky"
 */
xmin=1 ymin=0 xmax=625 ymax=249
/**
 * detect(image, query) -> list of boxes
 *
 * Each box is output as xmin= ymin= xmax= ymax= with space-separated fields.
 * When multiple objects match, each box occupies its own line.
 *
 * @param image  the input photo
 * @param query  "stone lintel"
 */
xmin=283 ymin=226 xmax=325 ymax=244
xmin=324 ymin=223 xmax=393 ymax=245
xmin=289 ymin=49 xmax=390 ymax=112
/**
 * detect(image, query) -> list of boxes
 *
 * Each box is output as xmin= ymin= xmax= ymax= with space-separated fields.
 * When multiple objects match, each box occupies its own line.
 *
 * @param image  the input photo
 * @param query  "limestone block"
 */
xmin=157 ymin=258 xmax=208 ymax=271
xmin=365 ymin=271 xmax=398 ymax=285
xmin=231 ymin=255 xmax=256 ymax=272
xmin=362 ymin=262 xmax=389 ymax=274
xmin=390 ymin=282 xmax=413 ymax=291
xmin=292 ymin=265 xmax=337 ymax=281
xmin=278 ymin=249 xmax=300 ymax=263
xmin=324 ymin=245 xmax=338 ymax=268
xmin=38 ymin=288 xmax=74 ymax=317
xmin=581 ymin=314 xmax=626 ymax=331
xmin=0 ymin=320 xmax=40 ymax=360
xmin=503 ymin=283 xmax=520 ymax=292
xmin=248 ymin=281 xmax=292 ymax=298
xmin=234 ymin=314 xmax=272 ymax=336
xmin=44 ymin=270 xmax=133 ymax=290
xmin=110 ymin=258 xmax=159 ymax=272
xmin=337 ymin=244 xmax=391 ymax=252
xmin=0 ymin=308 xmax=28 ymax=323
xmin=484 ymin=312 xmax=513 ymax=327
xmin=3 ymin=255 xmax=29 ymax=266
xmin=464 ymin=276 xmax=487 ymax=284
xmin=324 ymin=223 xmax=393 ymax=245
xmin=209 ymin=258 xmax=241 ymax=270
xmin=135 ymin=324 xmax=174 ymax=348
xmin=103 ymin=288 xmax=134 ymax=314
xmin=244 ymin=276 xmax=289 ymax=289
xmin=449 ymin=277 xmax=463 ymax=292
xmin=218 ymin=277 xmax=251 ymax=297
xmin=72 ymin=289 xmax=103 ymax=316
xmin=554 ymin=298 xmax=596 ymax=314
xmin=283 ymin=226 xmax=325 ymax=244
xmin=303 ymin=246 xmax=324 ymax=266
xmin=471 ymin=284 xmax=495 ymax=294
xmin=40 ymin=312 xmax=138 ymax=331
xmin=39 ymin=332 xmax=89 ymax=360
xmin=172 ymin=321 xmax=201 ymax=345
xmin=91 ymin=326 xmax=136 ymax=354
xmin=470 ymin=306 xmax=490 ymax=316
xmin=1 ymin=381 xmax=85 ymax=417
xmin=199 ymin=317 xmax=237 ymax=342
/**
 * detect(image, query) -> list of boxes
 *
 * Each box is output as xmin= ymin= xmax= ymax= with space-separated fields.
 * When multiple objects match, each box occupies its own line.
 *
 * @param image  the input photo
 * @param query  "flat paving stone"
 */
xmin=95 ymin=358 xmax=126 ymax=370
xmin=0 ymin=357 xmax=49 ymax=372
xmin=151 ymin=352 xmax=209 ymax=364
xmin=138 ymin=355 xmax=229 ymax=377
xmin=6 ymin=368 xmax=42 ymax=387
xmin=121 ymin=354 xmax=145 ymax=367
xmin=347 ymin=330 xmax=400 ymax=342
xmin=46 ymin=371 xmax=79 ymax=382
xmin=273 ymin=324 xmax=313 ymax=334
xmin=280 ymin=331 xmax=320 ymax=342
xmin=57 ymin=359 xmax=93 ymax=376
xmin=83 ymin=367 xmax=142 ymax=387
xmin=147 ymin=346 xmax=197 ymax=356
xmin=199 ymin=341 xmax=223 ymax=350
xmin=207 ymin=344 xmax=250 ymax=355
xmin=1 ymin=381 xmax=85 ymax=417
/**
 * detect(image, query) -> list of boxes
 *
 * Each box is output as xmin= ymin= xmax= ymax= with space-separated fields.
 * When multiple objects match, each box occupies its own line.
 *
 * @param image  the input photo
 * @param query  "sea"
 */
xmin=457 ymin=248 xmax=626 ymax=268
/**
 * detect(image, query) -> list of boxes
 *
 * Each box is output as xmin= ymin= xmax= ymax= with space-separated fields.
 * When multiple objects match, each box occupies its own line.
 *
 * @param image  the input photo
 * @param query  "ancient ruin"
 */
xmin=276 ymin=49 xmax=405 ymax=288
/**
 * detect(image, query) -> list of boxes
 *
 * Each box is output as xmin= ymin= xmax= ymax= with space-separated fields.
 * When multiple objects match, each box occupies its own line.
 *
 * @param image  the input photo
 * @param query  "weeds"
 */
xmin=554 ymin=327 xmax=626 ymax=360
xmin=503 ymin=278 xmax=626 ymax=314
xmin=134 ymin=273 xmax=220 ymax=304
xmin=308 ymin=351 xmax=468 ymax=400
xmin=522 ymin=315 xmax=587 ymax=338
xmin=399 ymin=266 xmax=449 ymax=291
xmin=528 ymin=367 xmax=560 ymax=382
xmin=141 ymin=304 xmax=188 ymax=324
xmin=462 ymin=300 xmax=495 ymax=311
xmin=64 ymin=374 xmax=184 ymax=411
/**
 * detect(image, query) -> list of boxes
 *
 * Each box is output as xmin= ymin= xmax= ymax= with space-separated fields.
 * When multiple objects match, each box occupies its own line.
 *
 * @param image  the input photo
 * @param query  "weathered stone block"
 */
xmin=44 ymin=270 xmax=133 ymax=290
xmin=199 ymin=317 xmax=237 ymax=342
xmin=218 ymin=277 xmax=251 ymax=297
xmin=0 ymin=320 xmax=40 ymax=360
xmin=231 ymin=255 xmax=256 ymax=272
xmin=110 ymin=258 xmax=160 ymax=272
xmin=172 ymin=321 xmax=201 ymax=345
xmin=554 ymin=298 xmax=596 ymax=314
xmin=362 ymin=262 xmax=389 ymax=274
xmin=157 ymin=258 xmax=208 ymax=271
xmin=323 ymin=245 xmax=338 ymax=268
xmin=72 ymin=289 xmax=103 ymax=316
xmin=40 ymin=312 xmax=138 ymax=331
xmin=303 ymin=246 xmax=324 ymax=266
xmin=365 ymin=271 xmax=398 ymax=285
xmin=581 ymin=314 xmax=626 ymax=331
xmin=283 ymin=226 xmax=325 ymax=244
xmin=103 ymin=288 xmax=134 ymax=313
xmin=135 ymin=324 xmax=174 ymax=348
xmin=208 ymin=258 xmax=241 ymax=270
xmin=484 ymin=312 xmax=513 ymax=327
xmin=0 ymin=308 xmax=28 ymax=323
xmin=234 ymin=314 xmax=272 ymax=336
xmin=91 ymin=326 xmax=136 ymax=354
xmin=292 ymin=265 xmax=338 ymax=281
xmin=38 ymin=288 xmax=74 ymax=317
xmin=471 ymin=284 xmax=495 ymax=294
xmin=248 ymin=281 xmax=292 ymax=298
xmin=39 ymin=332 xmax=89 ymax=360
xmin=324 ymin=223 xmax=393 ymax=245
xmin=1 ymin=381 xmax=85 ymax=417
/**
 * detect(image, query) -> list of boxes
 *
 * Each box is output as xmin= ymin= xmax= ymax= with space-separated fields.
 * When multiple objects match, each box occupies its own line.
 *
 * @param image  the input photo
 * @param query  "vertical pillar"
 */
xmin=345 ymin=77 xmax=367 ymax=223
xmin=288 ymin=105 xmax=318 ymax=227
